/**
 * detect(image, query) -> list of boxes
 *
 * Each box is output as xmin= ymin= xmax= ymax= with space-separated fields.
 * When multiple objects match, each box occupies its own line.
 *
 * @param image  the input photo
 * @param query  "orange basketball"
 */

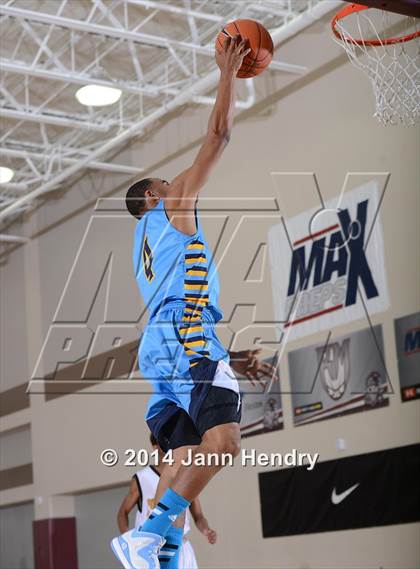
xmin=215 ymin=19 xmax=274 ymax=79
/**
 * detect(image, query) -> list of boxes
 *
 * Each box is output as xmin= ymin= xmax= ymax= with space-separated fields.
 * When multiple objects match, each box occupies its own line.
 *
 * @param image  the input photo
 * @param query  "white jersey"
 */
xmin=133 ymin=465 xmax=191 ymax=536
xmin=179 ymin=539 xmax=198 ymax=569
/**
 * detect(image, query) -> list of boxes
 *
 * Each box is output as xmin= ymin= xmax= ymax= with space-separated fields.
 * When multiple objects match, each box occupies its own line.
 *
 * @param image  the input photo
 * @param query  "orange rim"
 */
xmin=332 ymin=2 xmax=420 ymax=46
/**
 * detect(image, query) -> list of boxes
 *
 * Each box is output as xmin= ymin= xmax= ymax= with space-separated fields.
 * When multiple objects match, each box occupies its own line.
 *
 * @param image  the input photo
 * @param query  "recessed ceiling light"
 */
xmin=75 ymin=84 xmax=122 ymax=107
xmin=0 ymin=166 xmax=14 ymax=184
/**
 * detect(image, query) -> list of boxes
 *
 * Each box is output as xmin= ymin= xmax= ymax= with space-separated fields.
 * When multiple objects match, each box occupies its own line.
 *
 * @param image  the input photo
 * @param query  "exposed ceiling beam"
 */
xmin=1 ymin=5 xmax=307 ymax=76
xmin=0 ymin=58 xmax=161 ymax=97
xmin=0 ymin=182 xmax=29 ymax=192
xmin=247 ymin=3 xmax=291 ymax=17
xmin=0 ymin=55 xmax=306 ymax=93
xmin=0 ymin=5 xmax=213 ymax=55
xmin=126 ymin=0 xmax=223 ymax=22
xmin=1 ymin=147 xmax=143 ymax=175
xmin=269 ymin=60 xmax=307 ymax=74
xmin=0 ymin=234 xmax=29 ymax=243
xmin=0 ymin=106 xmax=111 ymax=131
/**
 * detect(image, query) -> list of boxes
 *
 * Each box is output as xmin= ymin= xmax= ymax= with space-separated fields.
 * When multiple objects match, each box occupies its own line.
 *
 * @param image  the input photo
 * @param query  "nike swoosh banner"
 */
xmin=259 ymin=443 xmax=420 ymax=537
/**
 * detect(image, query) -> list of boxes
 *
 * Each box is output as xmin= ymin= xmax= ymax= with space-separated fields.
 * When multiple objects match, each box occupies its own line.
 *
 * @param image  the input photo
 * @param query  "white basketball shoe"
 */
xmin=111 ymin=529 xmax=165 ymax=569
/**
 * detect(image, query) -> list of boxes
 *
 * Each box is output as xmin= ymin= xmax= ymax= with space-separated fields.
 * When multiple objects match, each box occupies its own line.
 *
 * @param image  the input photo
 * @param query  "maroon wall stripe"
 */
xmin=33 ymin=518 xmax=78 ymax=569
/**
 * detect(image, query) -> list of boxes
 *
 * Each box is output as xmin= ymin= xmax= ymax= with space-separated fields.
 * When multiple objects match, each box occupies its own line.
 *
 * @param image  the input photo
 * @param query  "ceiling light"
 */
xmin=75 ymin=85 xmax=122 ymax=107
xmin=0 ymin=166 xmax=14 ymax=184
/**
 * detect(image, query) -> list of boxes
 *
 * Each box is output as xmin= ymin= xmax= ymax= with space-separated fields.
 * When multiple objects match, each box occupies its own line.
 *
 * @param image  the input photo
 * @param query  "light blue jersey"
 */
xmin=133 ymin=199 xmax=222 ymax=323
xmin=132 ymin=199 xmax=229 ymax=423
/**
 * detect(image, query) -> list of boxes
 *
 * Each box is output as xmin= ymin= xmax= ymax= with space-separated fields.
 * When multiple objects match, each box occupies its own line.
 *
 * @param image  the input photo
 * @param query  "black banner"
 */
xmin=259 ymin=443 xmax=420 ymax=537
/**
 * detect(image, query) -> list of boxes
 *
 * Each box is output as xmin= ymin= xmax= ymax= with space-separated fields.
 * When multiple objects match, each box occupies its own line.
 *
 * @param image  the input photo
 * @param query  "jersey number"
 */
xmin=142 ymin=236 xmax=154 ymax=282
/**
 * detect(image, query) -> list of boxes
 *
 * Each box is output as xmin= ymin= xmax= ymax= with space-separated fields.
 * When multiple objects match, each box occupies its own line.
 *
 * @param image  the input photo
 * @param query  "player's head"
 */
xmin=125 ymin=178 xmax=170 ymax=219
xmin=149 ymin=433 xmax=158 ymax=449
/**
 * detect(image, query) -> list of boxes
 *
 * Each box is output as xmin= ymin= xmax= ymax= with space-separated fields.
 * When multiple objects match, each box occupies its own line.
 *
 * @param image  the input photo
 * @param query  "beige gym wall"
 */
xmin=1 ymin=10 xmax=419 ymax=569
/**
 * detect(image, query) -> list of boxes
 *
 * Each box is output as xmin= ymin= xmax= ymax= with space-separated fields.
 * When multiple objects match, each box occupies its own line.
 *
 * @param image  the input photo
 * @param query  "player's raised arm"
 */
xmin=171 ymin=35 xmax=250 ymax=200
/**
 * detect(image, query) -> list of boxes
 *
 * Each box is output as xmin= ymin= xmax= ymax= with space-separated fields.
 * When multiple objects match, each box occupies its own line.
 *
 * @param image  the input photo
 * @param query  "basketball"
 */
xmin=215 ymin=19 xmax=274 ymax=78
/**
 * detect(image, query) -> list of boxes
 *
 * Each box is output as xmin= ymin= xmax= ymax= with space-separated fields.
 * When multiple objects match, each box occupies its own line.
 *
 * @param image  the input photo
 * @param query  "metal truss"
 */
xmin=0 ymin=0 xmax=339 ymax=228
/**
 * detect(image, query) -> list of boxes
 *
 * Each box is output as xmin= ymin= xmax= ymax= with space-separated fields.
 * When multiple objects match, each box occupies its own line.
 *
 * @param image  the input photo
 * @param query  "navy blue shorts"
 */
xmin=148 ymin=385 xmax=242 ymax=453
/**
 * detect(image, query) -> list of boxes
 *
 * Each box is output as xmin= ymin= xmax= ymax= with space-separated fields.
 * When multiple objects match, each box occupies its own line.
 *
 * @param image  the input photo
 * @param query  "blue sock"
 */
xmin=158 ymin=526 xmax=183 ymax=568
xmin=140 ymin=488 xmax=190 ymax=538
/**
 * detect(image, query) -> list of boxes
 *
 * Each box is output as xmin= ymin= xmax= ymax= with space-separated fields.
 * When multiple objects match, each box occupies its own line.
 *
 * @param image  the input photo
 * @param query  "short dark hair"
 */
xmin=125 ymin=178 xmax=153 ymax=219
xmin=149 ymin=433 xmax=157 ymax=447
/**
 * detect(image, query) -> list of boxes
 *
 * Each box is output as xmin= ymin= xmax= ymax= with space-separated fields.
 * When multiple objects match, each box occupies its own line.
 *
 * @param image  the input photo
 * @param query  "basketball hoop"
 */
xmin=332 ymin=3 xmax=420 ymax=126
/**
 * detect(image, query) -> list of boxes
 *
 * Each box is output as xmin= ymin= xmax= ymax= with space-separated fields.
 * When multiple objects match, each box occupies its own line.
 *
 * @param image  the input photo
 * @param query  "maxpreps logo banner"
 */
xmin=268 ymin=182 xmax=389 ymax=340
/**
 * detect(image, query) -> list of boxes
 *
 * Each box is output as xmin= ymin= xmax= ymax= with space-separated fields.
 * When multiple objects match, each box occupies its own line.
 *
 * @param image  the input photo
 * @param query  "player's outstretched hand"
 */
xmin=216 ymin=34 xmax=251 ymax=76
xmin=229 ymin=348 xmax=276 ymax=388
xmin=196 ymin=516 xmax=217 ymax=544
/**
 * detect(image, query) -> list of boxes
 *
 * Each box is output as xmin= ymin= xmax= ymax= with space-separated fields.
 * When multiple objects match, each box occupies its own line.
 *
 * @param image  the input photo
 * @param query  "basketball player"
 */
xmin=117 ymin=434 xmax=217 ymax=569
xmin=111 ymin=35 xmax=274 ymax=568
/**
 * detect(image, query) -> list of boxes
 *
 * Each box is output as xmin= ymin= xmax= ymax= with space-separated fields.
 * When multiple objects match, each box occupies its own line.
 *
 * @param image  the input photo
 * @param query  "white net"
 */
xmin=333 ymin=8 xmax=420 ymax=127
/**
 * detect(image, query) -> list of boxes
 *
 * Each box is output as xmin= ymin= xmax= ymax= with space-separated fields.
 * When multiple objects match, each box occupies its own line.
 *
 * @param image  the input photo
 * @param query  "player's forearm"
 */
xmin=207 ymin=71 xmax=236 ymax=142
xmin=117 ymin=511 xmax=129 ymax=533
xmin=194 ymin=513 xmax=208 ymax=526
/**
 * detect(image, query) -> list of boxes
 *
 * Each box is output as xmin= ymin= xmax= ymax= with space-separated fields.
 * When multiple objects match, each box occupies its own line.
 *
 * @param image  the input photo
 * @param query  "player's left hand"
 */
xmin=229 ymin=348 xmax=276 ymax=388
xmin=196 ymin=516 xmax=217 ymax=544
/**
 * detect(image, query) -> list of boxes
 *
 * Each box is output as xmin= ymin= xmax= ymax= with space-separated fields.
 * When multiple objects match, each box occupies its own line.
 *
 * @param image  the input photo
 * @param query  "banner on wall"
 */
xmin=239 ymin=358 xmax=283 ymax=438
xmin=288 ymin=325 xmax=389 ymax=426
xmin=394 ymin=311 xmax=420 ymax=402
xmin=268 ymin=182 xmax=389 ymax=341
xmin=259 ymin=443 xmax=420 ymax=537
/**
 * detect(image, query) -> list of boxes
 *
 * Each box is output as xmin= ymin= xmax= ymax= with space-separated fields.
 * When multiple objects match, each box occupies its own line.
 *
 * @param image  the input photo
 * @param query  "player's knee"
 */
xmin=208 ymin=438 xmax=240 ymax=459
xmin=222 ymin=436 xmax=241 ymax=458
xmin=204 ymin=424 xmax=241 ymax=458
